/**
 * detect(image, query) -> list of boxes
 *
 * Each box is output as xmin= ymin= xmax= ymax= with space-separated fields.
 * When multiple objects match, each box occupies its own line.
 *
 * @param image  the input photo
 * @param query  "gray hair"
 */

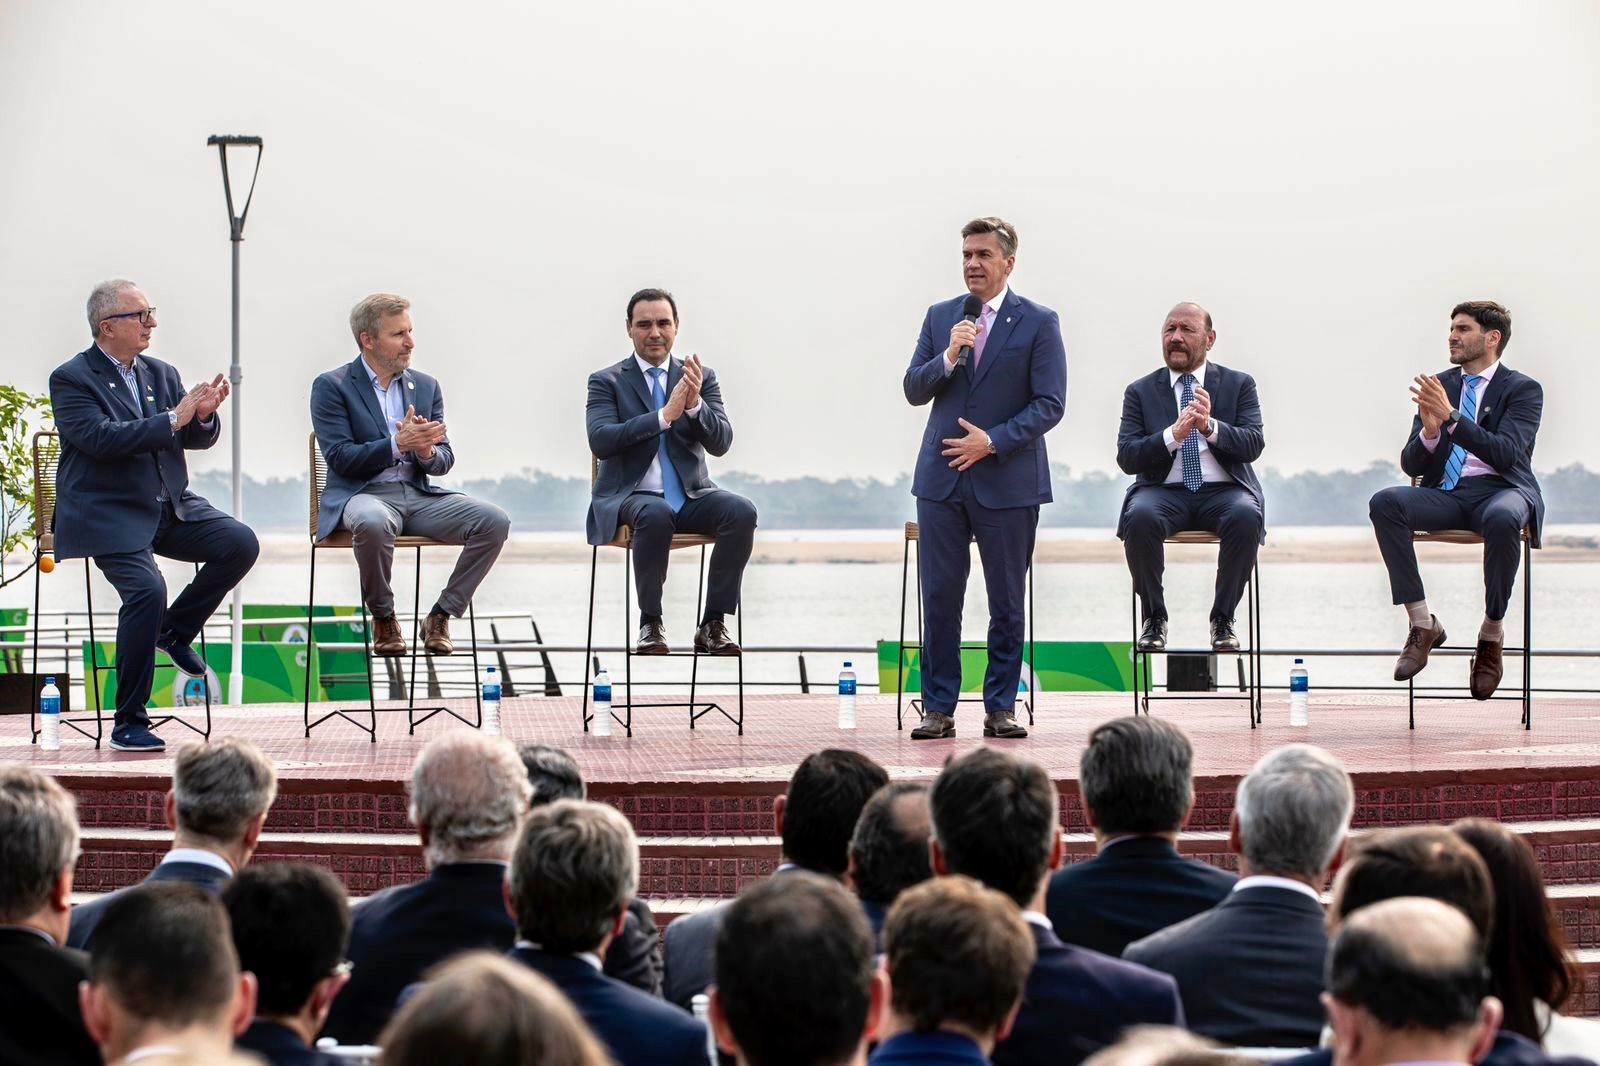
xmin=409 ymin=732 xmax=532 ymax=867
xmin=508 ymin=799 xmax=638 ymax=953
xmin=0 ymin=765 xmax=80 ymax=921
xmin=1235 ymin=744 xmax=1353 ymax=880
xmin=86 ymin=279 xmax=138 ymax=339
xmin=173 ymin=739 xmax=278 ymax=845
xmin=349 ymin=293 xmax=410 ymax=346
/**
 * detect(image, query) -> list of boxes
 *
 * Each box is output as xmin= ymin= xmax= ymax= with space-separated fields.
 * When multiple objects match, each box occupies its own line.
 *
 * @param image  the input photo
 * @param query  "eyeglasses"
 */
xmin=103 ymin=308 xmax=156 ymax=326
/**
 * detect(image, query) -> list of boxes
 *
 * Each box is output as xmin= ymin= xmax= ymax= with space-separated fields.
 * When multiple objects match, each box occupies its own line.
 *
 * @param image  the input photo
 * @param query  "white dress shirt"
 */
xmin=1231 ymin=874 xmax=1323 ymax=904
xmin=1419 ymin=360 xmax=1500 ymax=480
xmin=161 ymin=848 xmax=235 ymax=876
xmin=634 ymin=352 xmax=701 ymax=494
xmin=514 ymin=938 xmax=603 ymax=972
xmin=943 ymin=285 xmax=1010 ymax=375
xmin=1161 ymin=361 xmax=1233 ymax=486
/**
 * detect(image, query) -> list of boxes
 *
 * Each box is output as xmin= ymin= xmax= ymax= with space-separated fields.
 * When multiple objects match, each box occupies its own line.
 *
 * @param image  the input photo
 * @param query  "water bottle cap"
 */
xmin=1294 ymin=658 xmax=1304 ymax=664
xmin=843 ymin=661 xmax=852 ymax=668
xmin=45 ymin=676 xmax=55 ymax=684
xmin=486 ymin=667 xmax=496 ymax=674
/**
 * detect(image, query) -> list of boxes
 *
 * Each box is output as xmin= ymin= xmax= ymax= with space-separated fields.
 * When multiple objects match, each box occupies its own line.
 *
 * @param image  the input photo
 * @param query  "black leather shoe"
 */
xmin=635 ymin=622 xmax=669 ymax=656
xmin=983 ymin=711 xmax=1028 ymax=738
xmin=1137 ymin=617 xmax=1168 ymax=652
xmin=693 ymin=619 xmax=741 ymax=656
xmin=1210 ymin=617 xmax=1240 ymax=652
xmin=910 ymin=711 xmax=956 ymax=740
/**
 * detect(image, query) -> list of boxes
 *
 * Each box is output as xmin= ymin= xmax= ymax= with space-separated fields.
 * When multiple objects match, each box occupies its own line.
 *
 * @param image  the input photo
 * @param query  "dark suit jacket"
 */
xmin=993 ymin=921 xmax=1185 ymax=1066
xmin=1399 ymin=363 xmax=1545 ymax=547
xmin=509 ymin=946 xmax=710 ymax=1066
xmin=48 ymin=346 xmax=226 ymax=559
xmin=236 ymin=1020 xmax=343 ymax=1066
xmin=1123 ymin=884 xmax=1327 ymax=1047
xmin=1045 ymin=837 xmax=1237 ymax=957
xmin=1281 ymin=1030 xmax=1593 ymax=1066
xmin=661 ymin=899 xmax=728 ymax=1009
xmin=67 ymin=857 xmax=232 ymax=950
xmin=309 ymin=356 xmax=457 ymax=541
xmin=871 ymin=1031 xmax=991 ymax=1066
xmin=0 ymin=927 xmax=100 ymax=1066
xmin=904 ymin=289 xmax=1068 ymax=508
xmin=1115 ymin=362 xmax=1266 ymax=540
xmin=585 ymin=355 xmax=735 ymax=546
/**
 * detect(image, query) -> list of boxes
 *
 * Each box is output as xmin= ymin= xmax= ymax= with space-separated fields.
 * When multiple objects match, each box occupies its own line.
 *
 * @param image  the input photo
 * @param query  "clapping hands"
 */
xmin=395 ymin=405 xmax=447 ymax=459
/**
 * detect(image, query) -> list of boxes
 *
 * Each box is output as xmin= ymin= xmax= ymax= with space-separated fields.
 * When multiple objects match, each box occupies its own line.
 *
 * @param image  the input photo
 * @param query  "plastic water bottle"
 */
xmin=837 ymin=661 xmax=857 ymax=729
xmin=592 ymin=668 xmax=613 ymax=737
xmin=481 ymin=667 xmax=502 ymax=736
xmin=40 ymin=677 xmax=61 ymax=750
xmin=691 ymin=993 xmax=716 ymax=1063
xmin=1289 ymin=658 xmax=1309 ymax=726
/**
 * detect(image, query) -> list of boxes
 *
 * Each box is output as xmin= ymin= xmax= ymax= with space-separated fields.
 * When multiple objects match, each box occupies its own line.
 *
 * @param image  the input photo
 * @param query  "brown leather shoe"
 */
xmin=1470 ymin=639 xmax=1503 ymax=701
xmin=635 ymin=622 xmax=669 ymax=656
xmin=423 ymin=611 xmax=454 ymax=655
xmin=372 ymin=615 xmax=407 ymax=657
xmin=693 ymin=619 xmax=741 ymax=656
xmin=983 ymin=711 xmax=1028 ymax=738
xmin=910 ymin=711 xmax=956 ymax=740
xmin=1393 ymin=615 xmax=1447 ymax=681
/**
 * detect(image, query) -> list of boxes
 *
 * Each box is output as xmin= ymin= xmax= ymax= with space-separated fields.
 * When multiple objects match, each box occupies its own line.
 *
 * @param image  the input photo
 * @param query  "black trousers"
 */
xmin=1122 ymin=483 xmax=1262 ymax=623
xmin=92 ymin=504 xmax=259 ymax=729
xmin=618 ymin=489 xmax=757 ymax=624
xmin=1368 ymin=476 xmax=1529 ymax=621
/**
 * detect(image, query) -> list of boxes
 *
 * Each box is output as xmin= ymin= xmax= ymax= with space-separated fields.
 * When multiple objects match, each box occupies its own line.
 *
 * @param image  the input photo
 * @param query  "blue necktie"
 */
xmin=1440 ymin=374 xmax=1484 ymax=491
xmin=1179 ymin=373 xmax=1203 ymax=493
xmin=649 ymin=367 xmax=688 ymax=511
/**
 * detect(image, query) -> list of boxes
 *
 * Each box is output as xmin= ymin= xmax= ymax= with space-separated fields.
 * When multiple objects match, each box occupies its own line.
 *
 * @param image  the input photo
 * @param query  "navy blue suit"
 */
xmin=1045 ymin=837 xmax=1236 ymax=957
xmin=871 ymin=1031 xmax=992 ymax=1066
xmin=49 ymin=347 xmax=258 ymax=730
xmin=0 ymin=928 xmax=99 ymax=1066
xmin=236 ymin=1020 xmax=343 ymax=1066
xmin=68 ymin=857 xmax=232 ymax=951
xmin=904 ymin=290 xmax=1067 ymax=715
xmin=1281 ymin=1031 xmax=1591 ymax=1066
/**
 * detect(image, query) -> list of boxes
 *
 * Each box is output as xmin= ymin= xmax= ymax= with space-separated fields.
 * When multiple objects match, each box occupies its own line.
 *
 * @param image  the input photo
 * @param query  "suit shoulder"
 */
xmin=1012 ymin=292 xmax=1060 ymax=320
xmin=1122 ymin=906 xmax=1215 ymax=962
xmin=1209 ymin=362 xmax=1256 ymax=388
xmin=665 ymin=902 xmax=725 ymax=942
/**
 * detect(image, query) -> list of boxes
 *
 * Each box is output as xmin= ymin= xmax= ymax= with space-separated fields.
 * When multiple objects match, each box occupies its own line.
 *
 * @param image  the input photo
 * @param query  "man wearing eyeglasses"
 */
xmin=48 ymin=280 xmax=259 ymax=752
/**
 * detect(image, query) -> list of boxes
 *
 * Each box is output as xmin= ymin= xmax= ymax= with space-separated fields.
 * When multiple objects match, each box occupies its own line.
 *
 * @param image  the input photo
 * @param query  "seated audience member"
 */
xmin=380 ymin=952 xmax=612 ymax=1066
xmin=323 ymin=732 xmax=532 ymax=1045
xmin=223 ymin=863 xmax=352 ymax=1066
xmin=1125 ymin=744 xmax=1353 ymax=1047
xmin=929 ymin=748 xmax=1185 ymax=1066
xmin=1046 ymin=717 xmax=1235 ymax=955
xmin=520 ymin=742 xmax=662 ymax=995
xmin=871 ymin=875 xmax=1035 ymax=1066
xmin=664 ymin=749 xmax=888 ymax=1006
xmin=507 ymin=799 xmax=709 ymax=1066
xmin=1454 ymin=819 xmax=1600 ymax=1059
xmin=1083 ymin=1026 xmax=1252 ymax=1066
xmin=80 ymin=882 xmax=256 ymax=1064
xmin=711 ymin=872 xmax=884 ymax=1066
xmin=70 ymin=738 xmax=278 ymax=950
xmin=0 ymin=765 xmax=98 ymax=1066
xmin=1323 ymin=897 xmax=1501 ymax=1066
xmin=847 ymin=781 xmax=934 ymax=947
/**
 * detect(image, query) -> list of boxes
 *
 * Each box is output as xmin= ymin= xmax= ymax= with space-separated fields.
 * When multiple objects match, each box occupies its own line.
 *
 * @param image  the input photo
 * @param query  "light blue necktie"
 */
xmin=1440 ymin=374 xmax=1484 ymax=491
xmin=649 ymin=367 xmax=688 ymax=511
xmin=1179 ymin=373 xmax=1202 ymax=493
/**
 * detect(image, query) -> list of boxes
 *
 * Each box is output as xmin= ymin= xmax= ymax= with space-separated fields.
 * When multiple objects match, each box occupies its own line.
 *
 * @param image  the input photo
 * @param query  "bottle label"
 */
xmin=1290 ymin=677 xmax=1309 ymax=693
xmin=595 ymin=685 xmax=612 ymax=702
xmin=838 ymin=679 xmax=856 ymax=696
xmin=41 ymin=698 xmax=61 ymax=715
xmin=482 ymin=685 xmax=501 ymax=701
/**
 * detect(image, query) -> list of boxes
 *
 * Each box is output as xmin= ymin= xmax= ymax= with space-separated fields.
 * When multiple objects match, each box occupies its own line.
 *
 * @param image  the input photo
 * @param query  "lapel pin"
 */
xmin=407 ymin=380 xmax=415 ymax=390
xmin=109 ymin=382 xmax=117 ymax=389
xmin=1005 ymin=316 xmax=1012 ymax=323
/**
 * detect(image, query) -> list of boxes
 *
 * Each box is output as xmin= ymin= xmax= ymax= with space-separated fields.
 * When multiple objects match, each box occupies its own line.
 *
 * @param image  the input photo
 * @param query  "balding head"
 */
xmin=848 ymin=782 xmax=933 ymax=906
xmin=1161 ymin=303 xmax=1215 ymax=373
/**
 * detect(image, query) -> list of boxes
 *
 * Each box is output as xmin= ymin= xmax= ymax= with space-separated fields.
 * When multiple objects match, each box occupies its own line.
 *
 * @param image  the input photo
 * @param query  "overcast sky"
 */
xmin=3 ymin=1 xmax=1596 ymax=491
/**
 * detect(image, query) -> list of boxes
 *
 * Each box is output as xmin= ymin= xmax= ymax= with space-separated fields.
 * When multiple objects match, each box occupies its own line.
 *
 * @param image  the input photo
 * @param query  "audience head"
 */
xmin=81 ymin=882 xmax=256 ymax=1062
xmin=847 ymin=781 xmax=933 ymax=907
xmin=508 ymin=798 xmax=637 ymax=955
xmin=1329 ymin=826 xmax=1495 ymax=941
xmin=409 ymin=732 xmax=532 ymax=868
xmin=1078 ymin=716 xmax=1195 ymax=837
xmin=519 ymin=743 xmax=586 ymax=807
xmin=882 ymin=875 xmax=1034 ymax=1052
xmin=1324 ymin=897 xmax=1500 ymax=1066
xmin=221 ymin=862 xmax=351 ymax=1034
xmin=1232 ymin=743 xmax=1353 ymax=883
xmin=1453 ymin=818 xmax=1577 ymax=1041
xmin=1083 ymin=1026 xmax=1251 ymax=1066
xmin=777 ymin=750 xmax=889 ymax=877
xmin=712 ymin=872 xmax=882 ymax=1066
xmin=930 ymin=748 xmax=1062 ymax=908
xmin=168 ymin=739 xmax=278 ymax=867
xmin=0 ymin=764 xmax=80 ymax=945
xmin=379 ymin=952 xmax=612 ymax=1066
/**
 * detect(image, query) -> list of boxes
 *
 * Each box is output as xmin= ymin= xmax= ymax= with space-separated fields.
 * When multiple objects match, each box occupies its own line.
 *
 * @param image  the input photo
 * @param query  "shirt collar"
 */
xmin=1465 ymin=361 xmax=1499 ymax=387
xmin=97 ymin=344 xmax=138 ymax=373
xmin=634 ymin=352 xmax=674 ymax=378
xmin=360 ymin=354 xmax=401 ymax=389
xmin=981 ymin=285 xmax=1009 ymax=318
xmin=1168 ymin=360 xmax=1207 ymax=390
xmin=1022 ymin=910 xmax=1053 ymax=930
xmin=1233 ymin=874 xmax=1323 ymax=903
xmin=162 ymin=848 xmax=235 ymax=876
xmin=0 ymin=923 xmax=57 ymax=946
xmin=124 ymin=1047 xmax=187 ymax=1063
xmin=514 ymin=939 xmax=603 ymax=972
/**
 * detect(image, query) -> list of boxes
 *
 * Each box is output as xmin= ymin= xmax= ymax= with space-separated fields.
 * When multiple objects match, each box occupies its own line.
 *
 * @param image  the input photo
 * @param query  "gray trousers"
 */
xmin=341 ymin=483 xmax=511 ymax=618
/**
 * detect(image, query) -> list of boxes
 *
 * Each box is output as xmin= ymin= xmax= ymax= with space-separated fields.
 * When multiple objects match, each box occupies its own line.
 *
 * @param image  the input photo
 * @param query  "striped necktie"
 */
xmin=1439 ymin=374 xmax=1484 ymax=491
xmin=1179 ymin=373 xmax=1202 ymax=492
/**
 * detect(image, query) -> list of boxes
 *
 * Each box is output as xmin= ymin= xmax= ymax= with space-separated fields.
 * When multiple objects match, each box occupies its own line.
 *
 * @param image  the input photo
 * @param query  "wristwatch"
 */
xmin=1205 ymin=418 xmax=1217 ymax=437
xmin=1446 ymin=408 xmax=1463 ymax=426
xmin=985 ymin=436 xmax=997 ymax=455
xmin=167 ymin=411 xmax=179 ymax=433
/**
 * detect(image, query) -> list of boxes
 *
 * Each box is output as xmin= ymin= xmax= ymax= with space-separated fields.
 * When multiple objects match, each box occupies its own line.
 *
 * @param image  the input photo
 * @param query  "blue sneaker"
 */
xmin=110 ymin=725 xmax=166 ymax=752
xmin=156 ymin=636 xmax=207 ymax=677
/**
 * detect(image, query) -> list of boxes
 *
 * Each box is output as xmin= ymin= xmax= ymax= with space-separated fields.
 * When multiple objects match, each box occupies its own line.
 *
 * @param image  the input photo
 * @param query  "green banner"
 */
xmin=243 ymin=604 xmax=370 ymax=701
xmin=84 ymin=640 xmax=321 ymax=706
xmin=877 ymin=640 xmax=1143 ymax=695
xmin=0 ymin=608 xmax=24 ymax=674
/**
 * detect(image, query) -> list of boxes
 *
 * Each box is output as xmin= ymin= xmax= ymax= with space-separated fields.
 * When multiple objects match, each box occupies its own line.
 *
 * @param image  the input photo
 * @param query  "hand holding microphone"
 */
xmin=946 ymin=294 xmax=986 ymax=368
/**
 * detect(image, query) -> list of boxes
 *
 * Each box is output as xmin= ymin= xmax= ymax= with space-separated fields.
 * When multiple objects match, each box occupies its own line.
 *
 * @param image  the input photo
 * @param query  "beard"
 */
xmin=1449 ymin=339 xmax=1484 ymax=365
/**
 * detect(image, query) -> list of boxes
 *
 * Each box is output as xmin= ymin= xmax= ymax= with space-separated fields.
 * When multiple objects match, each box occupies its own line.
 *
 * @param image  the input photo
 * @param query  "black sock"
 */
xmin=701 ymin=612 xmax=724 ymax=627
xmin=429 ymin=603 xmax=449 ymax=619
xmin=640 ymin=614 xmax=663 ymax=628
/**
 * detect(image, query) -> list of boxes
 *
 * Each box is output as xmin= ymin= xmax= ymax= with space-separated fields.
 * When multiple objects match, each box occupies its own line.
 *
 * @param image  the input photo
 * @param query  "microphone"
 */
xmin=956 ymin=294 xmax=983 ymax=366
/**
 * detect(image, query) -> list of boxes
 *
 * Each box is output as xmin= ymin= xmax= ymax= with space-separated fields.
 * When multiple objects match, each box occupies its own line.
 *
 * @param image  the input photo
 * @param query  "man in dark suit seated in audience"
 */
xmin=710 ymin=873 xmax=885 ymax=1066
xmin=1124 ymin=744 xmax=1354 ymax=1047
xmin=70 ymin=738 xmax=277 ymax=950
xmin=506 ymin=799 xmax=709 ymax=1066
xmin=847 ymin=782 xmax=933 ymax=949
xmin=323 ymin=732 xmax=532 ymax=1045
xmin=930 ymin=748 xmax=1185 ymax=1066
xmin=1046 ymin=717 xmax=1235 ymax=956
xmin=871 ymin=876 xmax=1035 ymax=1066
xmin=0 ymin=766 xmax=99 ymax=1066
xmin=225 ymin=863 xmax=353 ymax=1066
xmin=664 ymin=749 xmax=888 ymax=1007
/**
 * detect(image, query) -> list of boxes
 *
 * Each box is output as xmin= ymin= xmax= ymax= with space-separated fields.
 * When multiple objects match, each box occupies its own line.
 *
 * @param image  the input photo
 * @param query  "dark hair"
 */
xmin=782 ymin=750 xmax=889 ymax=877
xmin=222 ymin=863 xmax=351 ymax=1017
xmin=1078 ymin=717 xmax=1193 ymax=835
xmin=848 ymin=782 xmax=933 ymax=905
xmin=961 ymin=217 xmax=1019 ymax=258
xmin=520 ymin=744 xmax=586 ymax=807
xmin=89 ymin=882 xmax=239 ymax=1026
xmin=1332 ymin=826 xmax=1495 ymax=942
xmin=930 ymin=749 xmax=1058 ymax=908
xmin=509 ymin=800 xmax=636 ymax=953
xmin=1453 ymin=818 xmax=1577 ymax=1040
xmin=626 ymin=288 xmax=678 ymax=324
xmin=716 ymin=872 xmax=875 ymax=1066
xmin=884 ymin=875 xmax=1034 ymax=1036
xmin=1451 ymin=300 xmax=1511 ymax=355
xmin=1327 ymin=901 xmax=1490 ymax=1032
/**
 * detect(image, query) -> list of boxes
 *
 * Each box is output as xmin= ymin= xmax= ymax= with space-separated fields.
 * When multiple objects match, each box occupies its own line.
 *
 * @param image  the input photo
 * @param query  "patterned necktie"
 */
xmin=1179 ymin=373 xmax=1203 ymax=492
xmin=1440 ymin=374 xmax=1484 ymax=491
xmin=649 ymin=367 xmax=688 ymax=511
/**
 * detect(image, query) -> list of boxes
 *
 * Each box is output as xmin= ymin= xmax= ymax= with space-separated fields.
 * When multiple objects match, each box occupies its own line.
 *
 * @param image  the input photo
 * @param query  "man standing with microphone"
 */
xmin=903 ymin=218 xmax=1067 ymax=740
